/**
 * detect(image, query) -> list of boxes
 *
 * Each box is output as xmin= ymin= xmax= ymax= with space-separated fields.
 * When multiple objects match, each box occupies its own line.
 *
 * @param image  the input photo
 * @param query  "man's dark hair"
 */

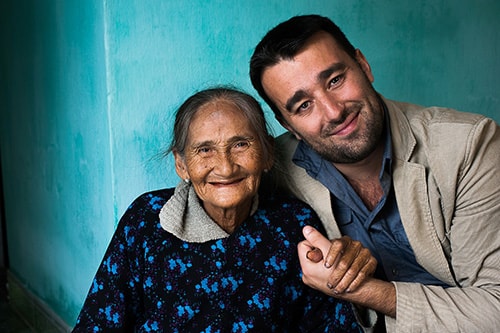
xmin=249 ymin=15 xmax=357 ymax=120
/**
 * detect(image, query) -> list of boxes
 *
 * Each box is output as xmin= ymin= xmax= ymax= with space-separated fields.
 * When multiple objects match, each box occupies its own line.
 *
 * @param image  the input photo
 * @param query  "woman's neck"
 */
xmin=203 ymin=199 xmax=253 ymax=234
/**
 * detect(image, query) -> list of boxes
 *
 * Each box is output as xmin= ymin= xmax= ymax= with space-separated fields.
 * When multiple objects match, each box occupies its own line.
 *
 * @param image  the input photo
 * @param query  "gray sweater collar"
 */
xmin=159 ymin=181 xmax=258 ymax=243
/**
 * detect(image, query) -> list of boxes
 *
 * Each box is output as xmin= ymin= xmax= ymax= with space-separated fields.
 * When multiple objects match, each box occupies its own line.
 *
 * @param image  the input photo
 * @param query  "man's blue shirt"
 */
xmin=292 ymin=113 xmax=449 ymax=287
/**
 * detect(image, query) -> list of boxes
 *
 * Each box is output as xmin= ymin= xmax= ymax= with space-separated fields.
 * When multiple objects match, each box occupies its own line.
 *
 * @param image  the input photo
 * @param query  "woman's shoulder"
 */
xmin=126 ymin=188 xmax=175 ymax=212
xmin=256 ymin=187 xmax=324 ymax=231
xmin=116 ymin=188 xmax=175 ymax=230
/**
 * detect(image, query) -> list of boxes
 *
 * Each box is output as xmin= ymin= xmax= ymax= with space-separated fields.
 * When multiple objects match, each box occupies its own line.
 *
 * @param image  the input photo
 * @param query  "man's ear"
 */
xmin=173 ymin=150 xmax=189 ymax=180
xmin=355 ymin=49 xmax=374 ymax=83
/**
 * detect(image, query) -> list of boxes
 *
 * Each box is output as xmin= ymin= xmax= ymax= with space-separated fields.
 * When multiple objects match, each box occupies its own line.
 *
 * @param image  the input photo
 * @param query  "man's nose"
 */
xmin=319 ymin=95 xmax=344 ymax=121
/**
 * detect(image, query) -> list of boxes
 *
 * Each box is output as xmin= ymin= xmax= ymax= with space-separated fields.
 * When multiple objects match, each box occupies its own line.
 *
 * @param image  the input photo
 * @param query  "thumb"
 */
xmin=302 ymin=226 xmax=331 ymax=256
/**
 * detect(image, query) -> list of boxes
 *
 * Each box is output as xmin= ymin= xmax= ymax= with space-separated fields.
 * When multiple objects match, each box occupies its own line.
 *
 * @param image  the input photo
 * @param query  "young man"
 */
xmin=250 ymin=14 xmax=500 ymax=332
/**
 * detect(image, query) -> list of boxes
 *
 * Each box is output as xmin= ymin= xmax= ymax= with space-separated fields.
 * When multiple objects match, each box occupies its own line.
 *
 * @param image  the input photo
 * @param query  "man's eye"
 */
xmin=329 ymin=75 xmax=342 ymax=87
xmin=297 ymin=101 xmax=311 ymax=113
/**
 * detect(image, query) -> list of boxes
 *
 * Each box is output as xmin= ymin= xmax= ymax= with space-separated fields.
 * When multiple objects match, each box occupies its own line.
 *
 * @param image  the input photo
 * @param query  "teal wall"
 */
xmin=1 ymin=0 xmax=498 ymax=327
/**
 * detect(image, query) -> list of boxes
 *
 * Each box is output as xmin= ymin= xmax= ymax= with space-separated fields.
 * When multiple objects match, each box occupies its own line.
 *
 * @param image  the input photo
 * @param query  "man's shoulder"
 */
xmin=274 ymin=132 xmax=301 ymax=169
xmin=386 ymin=98 xmax=488 ymax=127
xmin=275 ymin=131 xmax=299 ymax=150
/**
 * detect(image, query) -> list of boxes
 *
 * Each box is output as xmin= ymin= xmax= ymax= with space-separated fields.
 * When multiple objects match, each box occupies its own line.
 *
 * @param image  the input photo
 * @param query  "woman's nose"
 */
xmin=214 ymin=151 xmax=235 ymax=175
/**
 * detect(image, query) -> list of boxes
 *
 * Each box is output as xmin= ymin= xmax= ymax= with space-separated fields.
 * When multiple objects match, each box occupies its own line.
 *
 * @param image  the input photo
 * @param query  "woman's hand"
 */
xmin=298 ymin=226 xmax=377 ymax=294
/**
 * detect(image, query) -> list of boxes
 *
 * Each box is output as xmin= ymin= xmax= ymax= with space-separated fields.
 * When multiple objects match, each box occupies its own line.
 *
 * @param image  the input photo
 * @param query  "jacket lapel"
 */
xmin=387 ymin=98 xmax=455 ymax=285
xmin=275 ymin=132 xmax=342 ymax=239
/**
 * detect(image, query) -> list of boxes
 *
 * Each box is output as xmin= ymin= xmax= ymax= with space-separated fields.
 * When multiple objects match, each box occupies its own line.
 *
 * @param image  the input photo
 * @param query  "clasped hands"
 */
xmin=298 ymin=225 xmax=378 ymax=296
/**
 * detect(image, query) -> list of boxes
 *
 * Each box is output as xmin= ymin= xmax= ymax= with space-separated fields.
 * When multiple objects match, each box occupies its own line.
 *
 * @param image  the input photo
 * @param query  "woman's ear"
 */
xmin=173 ymin=150 xmax=189 ymax=180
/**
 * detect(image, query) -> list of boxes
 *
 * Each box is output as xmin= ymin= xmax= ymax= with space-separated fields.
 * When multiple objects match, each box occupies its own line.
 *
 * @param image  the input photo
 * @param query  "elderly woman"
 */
xmin=72 ymin=87 xmax=364 ymax=332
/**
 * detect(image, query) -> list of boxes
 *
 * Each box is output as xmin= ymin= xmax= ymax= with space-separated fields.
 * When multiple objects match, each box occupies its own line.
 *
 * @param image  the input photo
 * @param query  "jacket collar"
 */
xmin=383 ymin=96 xmax=417 ymax=162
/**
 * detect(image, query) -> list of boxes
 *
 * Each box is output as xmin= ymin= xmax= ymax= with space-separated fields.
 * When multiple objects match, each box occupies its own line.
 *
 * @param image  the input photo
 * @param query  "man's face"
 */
xmin=261 ymin=32 xmax=384 ymax=164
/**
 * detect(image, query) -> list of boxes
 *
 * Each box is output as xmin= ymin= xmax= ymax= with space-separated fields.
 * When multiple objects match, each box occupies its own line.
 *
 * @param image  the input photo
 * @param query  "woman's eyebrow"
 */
xmin=190 ymin=140 xmax=215 ymax=150
xmin=191 ymin=135 xmax=254 ymax=148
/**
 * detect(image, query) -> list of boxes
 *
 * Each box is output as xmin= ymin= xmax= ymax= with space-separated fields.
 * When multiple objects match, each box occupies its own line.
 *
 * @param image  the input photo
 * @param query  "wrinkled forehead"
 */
xmin=187 ymin=102 xmax=256 ymax=143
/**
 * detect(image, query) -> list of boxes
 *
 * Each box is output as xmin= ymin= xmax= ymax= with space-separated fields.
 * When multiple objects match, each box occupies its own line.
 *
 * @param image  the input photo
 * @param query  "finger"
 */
xmin=305 ymin=247 xmax=323 ymax=262
xmin=331 ymin=256 xmax=366 ymax=293
xmin=297 ymin=239 xmax=315 ymax=262
xmin=298 ymin=241 xmax=335 ymax=294
xmin=345 ymin=256 xmax=378 ymax=292
xmin=329 ymin=245 xmax=375 ymax=293
xmin=302 ymin=226 xmax=331 ymax=258
xmin=325 ymin=239 xmax=363 ymax=291
xmin=324 ymin=236 xmax=353 ymax=268
xmin=297 ymin=238 xmax=323 ymax=263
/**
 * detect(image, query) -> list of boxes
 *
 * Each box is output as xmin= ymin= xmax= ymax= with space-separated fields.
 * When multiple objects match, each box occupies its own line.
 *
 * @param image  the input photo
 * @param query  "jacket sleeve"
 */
xmin=388 ymin=117 xmax=500 ymax=332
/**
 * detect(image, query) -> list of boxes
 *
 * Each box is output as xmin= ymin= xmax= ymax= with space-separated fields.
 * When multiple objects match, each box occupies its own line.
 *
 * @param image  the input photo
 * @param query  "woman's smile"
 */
xmin=174 ymin=99 xmax=269 ymax=223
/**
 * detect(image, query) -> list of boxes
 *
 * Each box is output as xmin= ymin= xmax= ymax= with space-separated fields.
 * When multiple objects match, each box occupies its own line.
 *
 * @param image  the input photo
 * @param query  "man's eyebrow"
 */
xmin=317 ymin=63 xmax=347 ymax=82
xmin=285 ymin=90 xmax=308 ymax=112
xmin=284 ymin=63 xmax=347 ymax=112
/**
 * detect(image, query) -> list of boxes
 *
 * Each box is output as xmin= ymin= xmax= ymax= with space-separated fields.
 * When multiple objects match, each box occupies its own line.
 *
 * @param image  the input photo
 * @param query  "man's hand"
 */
xmin=299 ymin=226 xmax=377 ymax=294
xmin=298 ymin=225 xmax=396 ymax=318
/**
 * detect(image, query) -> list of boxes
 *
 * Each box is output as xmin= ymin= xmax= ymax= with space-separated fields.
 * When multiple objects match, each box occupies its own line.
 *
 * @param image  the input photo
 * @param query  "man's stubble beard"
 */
xmin=301 ymin=103 xmax=385 ymax=164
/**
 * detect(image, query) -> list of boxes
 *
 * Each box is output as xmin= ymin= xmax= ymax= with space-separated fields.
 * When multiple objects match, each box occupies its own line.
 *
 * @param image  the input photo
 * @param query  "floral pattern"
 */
xmin=72 ymin=189 xmax=361 ymax=333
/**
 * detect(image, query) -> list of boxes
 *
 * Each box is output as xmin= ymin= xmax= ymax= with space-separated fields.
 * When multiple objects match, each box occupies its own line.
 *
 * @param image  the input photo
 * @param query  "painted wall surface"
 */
xmin=0 ymin=0 xmax=114 ymax=325
xmin=1 ymin=0 xmax=498 ymax=327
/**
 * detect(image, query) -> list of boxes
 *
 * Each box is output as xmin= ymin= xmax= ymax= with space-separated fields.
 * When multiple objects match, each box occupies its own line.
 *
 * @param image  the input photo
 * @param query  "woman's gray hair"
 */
xmin=166 ymin=86 xmax=274 ymax=164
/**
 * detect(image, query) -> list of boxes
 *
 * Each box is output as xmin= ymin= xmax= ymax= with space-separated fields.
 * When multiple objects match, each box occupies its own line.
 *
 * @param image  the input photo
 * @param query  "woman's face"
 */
xmin=174 ymin=99 xmax=271 ymax=219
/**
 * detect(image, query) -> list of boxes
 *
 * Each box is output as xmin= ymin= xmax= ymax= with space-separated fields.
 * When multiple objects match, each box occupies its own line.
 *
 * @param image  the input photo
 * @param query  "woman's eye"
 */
xmin=197 ymin=147 xmax=212 ymax=155
xmin=233 ymin=141 xmax=250 ymax=149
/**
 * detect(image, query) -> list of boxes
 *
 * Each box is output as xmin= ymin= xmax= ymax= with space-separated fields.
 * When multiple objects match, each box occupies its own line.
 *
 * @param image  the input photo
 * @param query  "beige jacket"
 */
xmin=274 ymin=97 xmax=500 ymax=332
